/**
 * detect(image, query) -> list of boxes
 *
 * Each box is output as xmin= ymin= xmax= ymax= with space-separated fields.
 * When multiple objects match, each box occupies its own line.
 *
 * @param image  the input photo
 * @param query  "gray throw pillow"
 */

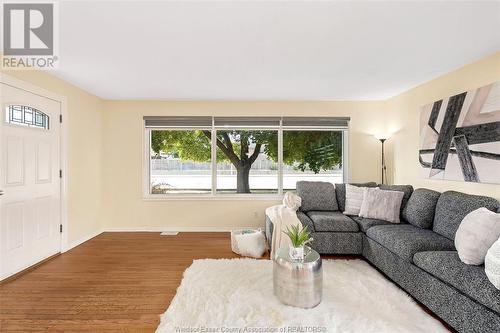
xmin=335 ymin=182 xmax=377 ymax=212
xmin=403 ymin=188 xmax=441 ymax=229
xmin=296 ymin=181 xmax=338 ymax=212
xmin=359 ymin=187 xmax=405 ymax=223
xmin=378 ymin=184 xmax=414 ymax=217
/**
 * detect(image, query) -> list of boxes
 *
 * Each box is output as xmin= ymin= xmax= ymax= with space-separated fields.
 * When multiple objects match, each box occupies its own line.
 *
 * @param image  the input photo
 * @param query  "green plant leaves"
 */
xmin=282 ymin=224 xmax=312 ymax=247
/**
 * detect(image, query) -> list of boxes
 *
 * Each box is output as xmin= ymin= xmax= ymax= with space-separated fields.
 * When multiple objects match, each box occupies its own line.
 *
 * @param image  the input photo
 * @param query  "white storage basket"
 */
xmin=231 ymin=229 xmax=268 ymax=258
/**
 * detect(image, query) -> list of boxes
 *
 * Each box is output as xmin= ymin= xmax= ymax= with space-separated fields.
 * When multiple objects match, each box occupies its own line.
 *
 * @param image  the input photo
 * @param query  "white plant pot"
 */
xmin=289 ymin=246 xmax=304 ymax=261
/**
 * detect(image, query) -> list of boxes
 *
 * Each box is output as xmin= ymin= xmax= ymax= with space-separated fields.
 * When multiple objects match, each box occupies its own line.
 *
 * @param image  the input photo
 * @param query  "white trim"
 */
xmin=0 ymin=73 xmax=69 ymax=254
xmin=211 ymin=118 xmax=217 ymax=195
xmin=343 ymin=129 xmax=349 ymax=183
xmin=142 ymin=194 xmax=282 ymax=201
xmin=277 ymin=118 xmax=283 ymax=194
xmin=0 ymin=73 xmax=65 ymax=102
xmin=143 ymin=126 xmax=151 ymax=196
xmin=62 ymin=229 xmax=103 ymax=253
xmin=60 ymin=97 xmax=69 ymax=252
xmin=104 ymin=226 xmax=263 ymax=233
xmin=0 ymin=251 xmax=58 ymax=281
xmin=145 ymin=126 xmax=210 ymax=129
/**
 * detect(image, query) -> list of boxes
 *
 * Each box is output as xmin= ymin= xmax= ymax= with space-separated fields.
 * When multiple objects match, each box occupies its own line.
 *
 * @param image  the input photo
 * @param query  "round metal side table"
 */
xmin=273 ymin=246 xmax=323 ymax=308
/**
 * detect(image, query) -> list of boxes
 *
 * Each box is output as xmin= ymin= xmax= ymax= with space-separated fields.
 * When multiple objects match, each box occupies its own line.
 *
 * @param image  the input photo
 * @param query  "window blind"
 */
xmin=282 ymin=117 xmax=350 ymax=129
xmin=213 ymin=117 xmax=281 ymax=128
xmin=144 ymin=116 xmax=349 ymax=129
xmin=143 ymin=116 xmax=212 ymax=128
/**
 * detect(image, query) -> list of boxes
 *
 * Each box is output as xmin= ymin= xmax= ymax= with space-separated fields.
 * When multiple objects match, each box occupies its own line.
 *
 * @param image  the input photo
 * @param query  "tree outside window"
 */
xmin=150 ymin=127 xmax=343 ymax=195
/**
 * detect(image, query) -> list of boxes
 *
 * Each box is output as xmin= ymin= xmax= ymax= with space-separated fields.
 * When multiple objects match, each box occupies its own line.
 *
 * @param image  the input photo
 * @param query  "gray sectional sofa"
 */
xmin=265 ymin=181 xmax=500 ymax=333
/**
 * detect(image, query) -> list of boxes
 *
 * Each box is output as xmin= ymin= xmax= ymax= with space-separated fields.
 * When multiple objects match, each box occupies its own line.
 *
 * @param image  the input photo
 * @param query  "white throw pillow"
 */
xmin=455 ymin=207 xmax=500 ymax=265
xmin=485 ymin=237 xmax=500 ymax=290
xmin=343 ymin=184 xmax=365 ymax=216
xmin=359 ymin=187 xmax=404 ymax=223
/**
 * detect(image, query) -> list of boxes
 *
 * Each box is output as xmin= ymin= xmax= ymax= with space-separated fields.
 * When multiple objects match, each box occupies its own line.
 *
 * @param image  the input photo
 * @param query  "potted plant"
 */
xmin=283 ymin=224 xmax=313 ymax=261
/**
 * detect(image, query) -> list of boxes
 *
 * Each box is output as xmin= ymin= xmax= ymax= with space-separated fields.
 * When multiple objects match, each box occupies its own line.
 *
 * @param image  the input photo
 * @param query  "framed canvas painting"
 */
xmin=419 ymin=81 xmax=500 ymax=184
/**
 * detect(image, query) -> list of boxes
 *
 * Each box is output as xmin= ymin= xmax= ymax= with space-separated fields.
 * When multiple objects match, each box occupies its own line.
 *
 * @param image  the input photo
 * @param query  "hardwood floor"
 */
xmin=0 ymin=232 xmax=450 ymax=333
xmin=0 ymin=232 xmax=241 ymax=332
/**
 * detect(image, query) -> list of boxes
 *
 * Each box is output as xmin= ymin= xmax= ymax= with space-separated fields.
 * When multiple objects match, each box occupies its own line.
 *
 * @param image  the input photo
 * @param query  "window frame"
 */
xmin=143 ymin=118 xmax=349 ymax=200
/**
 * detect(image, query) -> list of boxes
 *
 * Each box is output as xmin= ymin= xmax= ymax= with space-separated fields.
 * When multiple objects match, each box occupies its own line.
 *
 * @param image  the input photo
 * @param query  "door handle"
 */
xmin=0 ymin=190 xmax=3 ymax=196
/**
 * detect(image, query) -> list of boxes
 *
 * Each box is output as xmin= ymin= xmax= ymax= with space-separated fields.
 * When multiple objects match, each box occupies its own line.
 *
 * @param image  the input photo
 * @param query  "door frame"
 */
xmin=0 ymin=73 xmax=69 ymax=254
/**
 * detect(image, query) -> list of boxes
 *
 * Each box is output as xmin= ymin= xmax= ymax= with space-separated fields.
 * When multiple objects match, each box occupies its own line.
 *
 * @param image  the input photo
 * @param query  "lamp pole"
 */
xmin=380 ymin=138 xmax=386 ymax=185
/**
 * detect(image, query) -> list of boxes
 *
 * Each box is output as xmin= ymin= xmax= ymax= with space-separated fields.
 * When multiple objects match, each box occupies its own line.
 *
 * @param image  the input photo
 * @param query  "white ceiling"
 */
xmin=54 ymin=1 xmax=500 ymax=101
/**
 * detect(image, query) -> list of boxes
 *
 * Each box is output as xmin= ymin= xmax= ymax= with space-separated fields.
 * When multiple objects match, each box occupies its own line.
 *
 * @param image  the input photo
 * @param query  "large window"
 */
xmin=216 ymin=129 xmax=278 ymax=194
xmin=283 ymin=130 xmax=343 ymax=190
xmin=150 ymin=129 xmax=212 ymax=194
xmin=145 ymin=117 xmax=348 ymax=197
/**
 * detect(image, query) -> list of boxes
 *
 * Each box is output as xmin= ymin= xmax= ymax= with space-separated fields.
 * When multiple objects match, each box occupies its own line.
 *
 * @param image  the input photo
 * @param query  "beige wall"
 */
xmin=1 ymin=70 xmax=105 ymax=246
xmin=385 ymin=52 xmax=500 ymax=200
xmin=3 ymin=52 xmax=499 ymax=235
xmin=101 ymin=101 xmax=386 ymax=230
xmin=103 ymin=53 xmax=500 ymax=230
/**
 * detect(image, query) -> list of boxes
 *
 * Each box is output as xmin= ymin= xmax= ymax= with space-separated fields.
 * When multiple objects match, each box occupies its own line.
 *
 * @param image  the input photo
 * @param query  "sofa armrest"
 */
xmin=297 ymin=211 xmax=315 ymax=232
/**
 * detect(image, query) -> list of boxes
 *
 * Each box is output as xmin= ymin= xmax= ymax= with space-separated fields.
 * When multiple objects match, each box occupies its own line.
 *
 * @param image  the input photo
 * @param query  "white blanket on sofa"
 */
xmin=266 ymin=192 xmax=302 ymax=259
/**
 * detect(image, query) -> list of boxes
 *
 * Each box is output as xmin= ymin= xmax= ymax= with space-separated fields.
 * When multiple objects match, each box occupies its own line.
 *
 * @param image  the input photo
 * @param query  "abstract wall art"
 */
xmin=419 ymin=81 xmax=500 ymax=184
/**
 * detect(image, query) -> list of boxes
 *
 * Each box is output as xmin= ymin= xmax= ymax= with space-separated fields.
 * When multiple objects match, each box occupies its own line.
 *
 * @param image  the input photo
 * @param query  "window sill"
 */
xmin=142 ymin=194 xmax=283 ymax=201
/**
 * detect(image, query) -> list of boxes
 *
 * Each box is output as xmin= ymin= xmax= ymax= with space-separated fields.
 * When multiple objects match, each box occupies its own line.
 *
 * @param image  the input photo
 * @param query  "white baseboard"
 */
xmin=60 ymin=227 xmax=266 ymax=253
xmin=62 ymin=229 xmax=104 ymax=252
xmin=103 ymin=226 xmax=264 ymax=233
xmin=0 ymin=251 xmax=60 ymax=281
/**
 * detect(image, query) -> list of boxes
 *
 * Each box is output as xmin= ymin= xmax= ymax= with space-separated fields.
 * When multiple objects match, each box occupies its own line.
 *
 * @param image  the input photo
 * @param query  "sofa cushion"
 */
xmin=433 ymin=191 xmax=500 ymax=240
xmin=306 ymin=211 xmax=359 ymax=232
xmin=296 ymin=181 xmax=338 ymax=212
xmin=366 ymin=224 xmax=455 ymax=262
xmin=413 ymin=251 xmax=500 ymax=313
xmin=335 ymin=182 xmax=377 ymax=213
xmin=296 ymin=211 xmax=315 ymax=232
xmin=402 ymin=188 xmax=441 ymax=229
xmin=378 ymin=184 xmax=414 ymax=217
xmin=352 ymin=216 xmax=393 ymax=233
xmin=359 ymin=187 xmax=404 ymax=223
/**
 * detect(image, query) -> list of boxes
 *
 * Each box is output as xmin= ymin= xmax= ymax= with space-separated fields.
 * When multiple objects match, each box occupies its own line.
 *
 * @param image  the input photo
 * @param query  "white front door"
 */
xmin=0 ymin=82 xmax=61 ymax=280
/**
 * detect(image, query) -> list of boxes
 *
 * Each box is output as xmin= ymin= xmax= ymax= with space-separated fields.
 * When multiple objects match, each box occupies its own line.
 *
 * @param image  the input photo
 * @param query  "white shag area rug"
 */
xmin=157 ymin=259 xmax=448 ymax=333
